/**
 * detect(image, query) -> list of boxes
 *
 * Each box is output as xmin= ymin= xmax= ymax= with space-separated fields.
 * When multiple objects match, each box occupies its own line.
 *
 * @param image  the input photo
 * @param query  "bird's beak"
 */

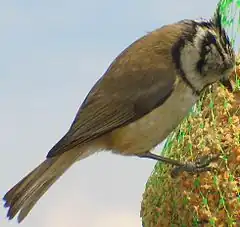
xmin=220 ymin=77 xmax=233 ymax=92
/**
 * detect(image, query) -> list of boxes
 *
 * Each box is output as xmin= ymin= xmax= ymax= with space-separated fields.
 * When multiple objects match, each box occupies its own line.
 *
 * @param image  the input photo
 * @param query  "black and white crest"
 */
xmin=211 ymin=2 xmax=234 ymax=59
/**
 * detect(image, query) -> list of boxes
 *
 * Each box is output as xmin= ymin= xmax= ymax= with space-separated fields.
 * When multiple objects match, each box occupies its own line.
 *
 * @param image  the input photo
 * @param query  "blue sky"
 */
xmin=1 ymin=1 xmax=219 ymax=226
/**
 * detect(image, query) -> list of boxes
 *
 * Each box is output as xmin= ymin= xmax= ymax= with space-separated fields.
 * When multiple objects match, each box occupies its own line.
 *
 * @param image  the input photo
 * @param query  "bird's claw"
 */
xmin=171 ymin=154 xmax=220 ymax=178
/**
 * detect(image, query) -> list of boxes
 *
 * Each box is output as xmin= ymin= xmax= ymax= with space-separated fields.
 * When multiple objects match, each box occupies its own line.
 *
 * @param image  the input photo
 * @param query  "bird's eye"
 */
xmin=208 ymin=34 xmax=216 ymax=44
xmin=203 ymin=32 xmax=217 ymax=48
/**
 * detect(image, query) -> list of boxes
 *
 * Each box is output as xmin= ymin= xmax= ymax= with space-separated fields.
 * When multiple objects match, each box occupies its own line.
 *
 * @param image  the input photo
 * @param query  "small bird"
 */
xmin=3 ymin=5 xmax=235 ymax=223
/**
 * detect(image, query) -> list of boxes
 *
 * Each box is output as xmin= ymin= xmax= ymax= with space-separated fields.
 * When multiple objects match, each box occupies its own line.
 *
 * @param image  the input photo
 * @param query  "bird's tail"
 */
xmin=3 ymin=149 xmax=80 ymax=223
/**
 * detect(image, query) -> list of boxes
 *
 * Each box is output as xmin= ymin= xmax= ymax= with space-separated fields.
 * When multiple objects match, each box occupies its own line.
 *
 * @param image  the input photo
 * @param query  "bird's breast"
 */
xmin=109 ymin=81 xmax=198 ymax=155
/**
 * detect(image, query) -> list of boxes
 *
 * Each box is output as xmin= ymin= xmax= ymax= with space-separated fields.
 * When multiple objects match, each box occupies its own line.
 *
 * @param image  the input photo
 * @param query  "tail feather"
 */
xmin=4 ymin=159 xmax=53 ymax=210
xmin=3 ymin=150 xmax=80 ymax=222
xmin=4 ymin=159 xmax=55 ymax=220
xmin=18 ymin=175 xmax=58 ymax=223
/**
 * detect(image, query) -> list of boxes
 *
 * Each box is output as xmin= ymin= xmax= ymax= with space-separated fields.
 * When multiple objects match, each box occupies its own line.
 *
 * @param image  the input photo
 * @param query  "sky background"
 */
xmin=1 ymin=1 xmax=220 ymax=226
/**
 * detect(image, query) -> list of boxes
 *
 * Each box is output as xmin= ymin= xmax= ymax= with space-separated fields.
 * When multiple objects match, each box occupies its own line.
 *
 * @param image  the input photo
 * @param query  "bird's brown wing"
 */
xmin=47 ymin=26 xmax=181 ymax=158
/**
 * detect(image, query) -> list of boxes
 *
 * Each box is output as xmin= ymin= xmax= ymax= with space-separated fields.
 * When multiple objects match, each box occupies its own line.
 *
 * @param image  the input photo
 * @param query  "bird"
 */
xmin=3 ymin=4 xmax=235 ymax=223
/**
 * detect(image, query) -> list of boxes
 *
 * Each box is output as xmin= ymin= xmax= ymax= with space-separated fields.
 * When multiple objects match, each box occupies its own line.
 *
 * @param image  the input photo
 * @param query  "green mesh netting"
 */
xmin=141 ymin=0 xmax=240 ymax=226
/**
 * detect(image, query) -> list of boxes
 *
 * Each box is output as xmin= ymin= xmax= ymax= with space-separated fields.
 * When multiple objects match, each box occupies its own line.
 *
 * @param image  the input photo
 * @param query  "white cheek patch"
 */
xmin=179 ymin=43 xmax=203 ymax=91
xmin=180 ymin=44 xmax=199 ymax=73
xmin=179 ymin=27 xmax=218 ymax=91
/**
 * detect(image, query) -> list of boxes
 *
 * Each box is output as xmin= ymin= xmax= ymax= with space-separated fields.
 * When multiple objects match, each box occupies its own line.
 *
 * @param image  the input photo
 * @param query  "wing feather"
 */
xmin=46 ymin=25 xmax=183 ymax=157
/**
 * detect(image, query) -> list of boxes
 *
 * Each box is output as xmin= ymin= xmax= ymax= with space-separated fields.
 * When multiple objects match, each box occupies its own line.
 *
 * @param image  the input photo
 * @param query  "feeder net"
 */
xmin=141 ymin=0 xmax=240 ymax=226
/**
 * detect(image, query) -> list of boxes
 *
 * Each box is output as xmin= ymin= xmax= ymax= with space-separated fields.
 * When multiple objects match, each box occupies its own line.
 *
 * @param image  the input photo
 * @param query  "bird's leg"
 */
xmin=138 ymin=152 xmax=220 ymax=178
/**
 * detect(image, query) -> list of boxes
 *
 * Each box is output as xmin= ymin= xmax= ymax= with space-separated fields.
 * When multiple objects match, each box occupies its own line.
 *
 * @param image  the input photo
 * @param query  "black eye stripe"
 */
xmin=196 ymin=31 xmax=226 ymax=74
xmin=204 ymin=32 xmax=225 ymax=61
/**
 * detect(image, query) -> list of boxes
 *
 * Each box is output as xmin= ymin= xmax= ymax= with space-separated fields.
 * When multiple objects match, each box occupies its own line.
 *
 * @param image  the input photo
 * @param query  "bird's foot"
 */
xmin=171 ymin=154 xmax=220 ymax=178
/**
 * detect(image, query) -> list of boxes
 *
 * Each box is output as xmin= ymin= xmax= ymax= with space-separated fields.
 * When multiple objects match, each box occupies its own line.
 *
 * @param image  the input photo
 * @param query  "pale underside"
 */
xmin=108 ymin=76 xmax=198 ymax=155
